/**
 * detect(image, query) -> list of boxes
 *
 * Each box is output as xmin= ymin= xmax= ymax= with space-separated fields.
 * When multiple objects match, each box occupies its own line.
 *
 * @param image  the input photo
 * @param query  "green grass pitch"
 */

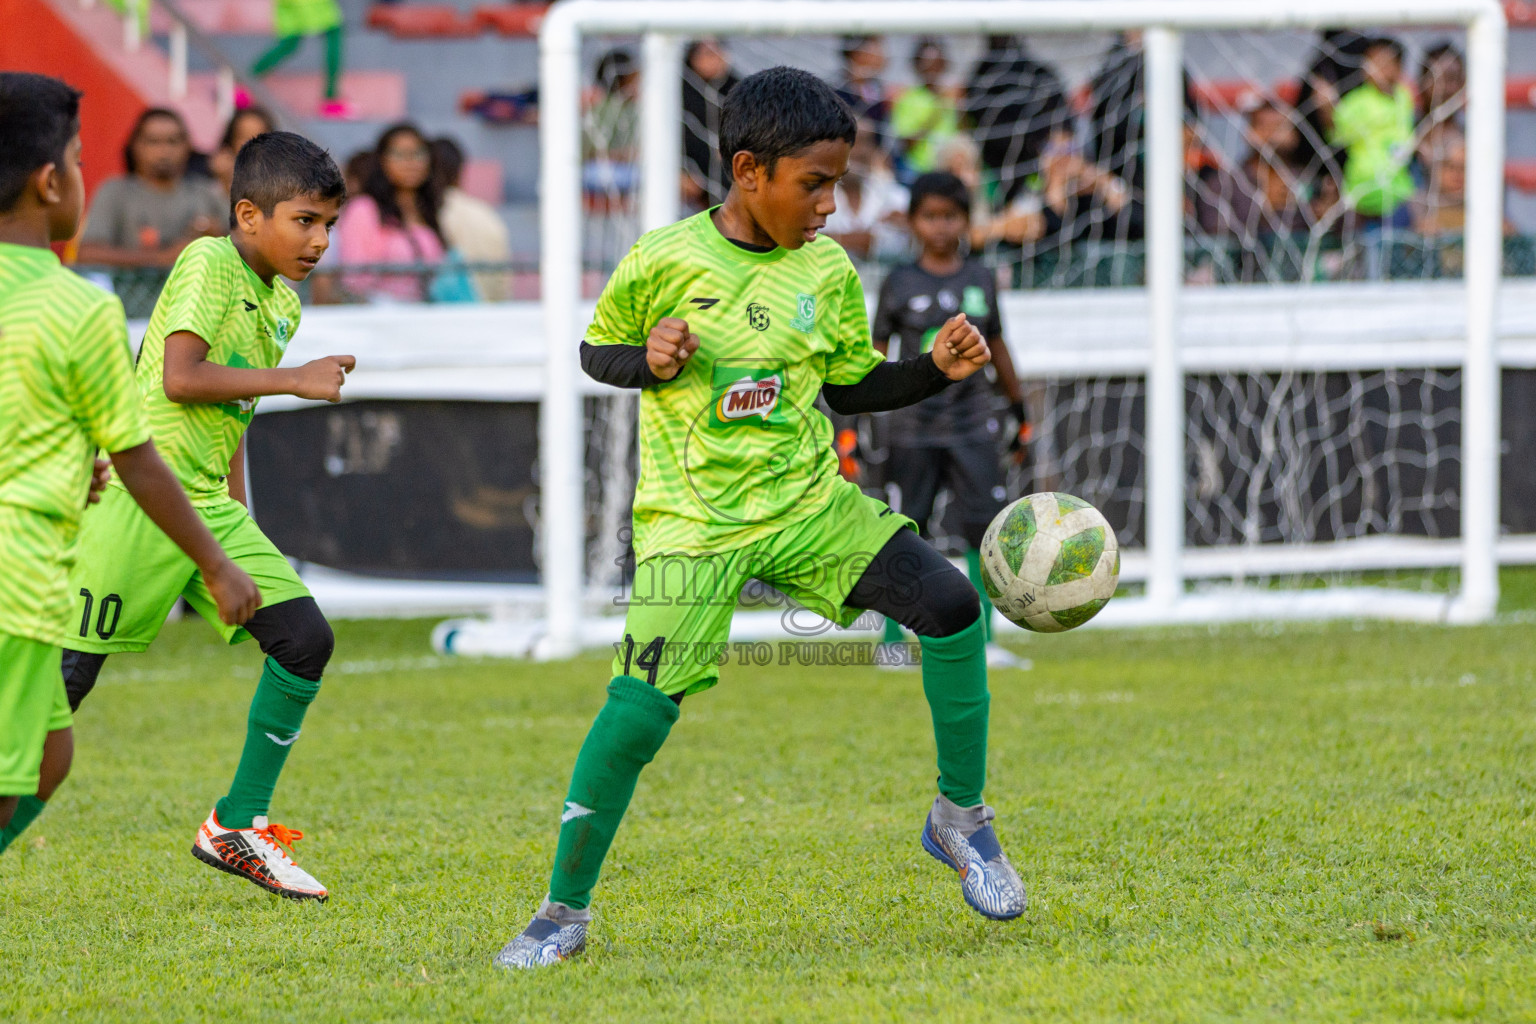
xmin=4 ymin=573 xmax=1536 ymax=1022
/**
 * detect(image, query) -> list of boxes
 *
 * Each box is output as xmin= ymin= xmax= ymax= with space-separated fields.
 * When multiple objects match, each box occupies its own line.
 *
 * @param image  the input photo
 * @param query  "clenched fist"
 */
xmin=646 ymin=317 xmax=700 ymax=381
xmin=929 ymin=313 xmax=990 ymax=381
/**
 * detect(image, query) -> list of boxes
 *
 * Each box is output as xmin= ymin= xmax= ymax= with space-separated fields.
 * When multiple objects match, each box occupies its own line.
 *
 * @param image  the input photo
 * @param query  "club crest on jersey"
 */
xmin=790 ymin=292 xmax=816 ymax=333
xmin=711 ymin=366 xmax=786 ymax=427
xmin=274 ymin=317 xmax=292 ymax=348
xmin=962 ymin=285 xmax=989 ymax=317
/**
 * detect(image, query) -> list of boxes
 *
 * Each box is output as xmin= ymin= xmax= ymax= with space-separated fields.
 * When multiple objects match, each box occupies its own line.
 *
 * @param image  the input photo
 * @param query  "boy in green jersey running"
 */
xmin=0 ymin=73 xmax=260 ymax=856
xmin=61 ymin=131 xmax=353 ymax=901
xmin=496 ymin=67 xmax=1026 ymax=969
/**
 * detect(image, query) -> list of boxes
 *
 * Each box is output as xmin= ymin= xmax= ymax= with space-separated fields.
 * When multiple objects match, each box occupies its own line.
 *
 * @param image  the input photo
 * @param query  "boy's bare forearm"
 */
xmin=108 ymin=442 xmax=230 ymax=572
xmin=162 ymin=359 xmax=297 ymax=404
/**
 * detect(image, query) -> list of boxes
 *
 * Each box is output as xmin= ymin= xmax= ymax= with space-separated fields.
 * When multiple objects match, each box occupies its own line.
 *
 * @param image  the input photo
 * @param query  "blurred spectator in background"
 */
xmin=933 ymin=134 xmax=1046 ymax=250
xmin=77 ymin=107 xmax=225 ymax=268
xmin=1085 ymin=32 xmax=1153 ymax=241
xmin=681 ymin=39 xmax=739 ymax=209
xmin=1036 ymin=126 xmax=1134 ymax=246
xmin=1413 ymin=121 xmax=1466 ymax=237
xmin=825 ymin=119 xmax=909 ymax=262
xmin=582 ymin=48 xmax=639 ymax=205
xmin=1293 ymin=30 xmax=1371 ymax=190
xmin=836 ymin=35 xmax=891 ymax=152
xmin=206 ymin=106 xmax=277 ymax=204
xmin=1192 ymin=101 xmax=1309 ymax=273
xmin=433 ymin=136 xmax=513 ymax=301
xmin=1417 ymin=41 xmax=1466 ymax=135
xmin=252 ymin=0 xmax=349 ymax=118
xmin=963 ymin=35 xmax=1068 ymax=208
xmin=342 ymin=150 xmax=375 ymax=198
xmin=1330 ymin=35 xmax=1415 ymax=226
xmin=891 ymin=37 xmax=960 ymax=180
xmin=334 ymin=123 xmax=446 ymax=302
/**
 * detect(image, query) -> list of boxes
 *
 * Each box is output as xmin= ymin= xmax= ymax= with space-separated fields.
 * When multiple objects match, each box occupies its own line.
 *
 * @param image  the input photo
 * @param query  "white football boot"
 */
xmin=192 ymin=809 xmax=328 ymax=902
xmin=493 ymin=898 xmax=591 ymax=969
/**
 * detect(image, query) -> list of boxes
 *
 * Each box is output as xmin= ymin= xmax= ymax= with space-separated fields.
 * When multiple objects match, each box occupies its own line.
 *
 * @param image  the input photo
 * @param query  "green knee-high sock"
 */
xmin=548 ymin=675 xmax=679 ymax=910
xmin=214 ymin=658 xmax=320 ymax=830
xmin=882 ymin=616 xmax=904 ymax=644
xmin=322 ymin=26 xmax=344 ymax=99
xmin=252 ymin=35 xmax=302 ymax=78
xmin=918 ymin=615 xmax=990 ymax=808
xmin=0 ymin=795 xmax=47 ymax=855
xmin=964 ymin=548 xmax=994 ymax=643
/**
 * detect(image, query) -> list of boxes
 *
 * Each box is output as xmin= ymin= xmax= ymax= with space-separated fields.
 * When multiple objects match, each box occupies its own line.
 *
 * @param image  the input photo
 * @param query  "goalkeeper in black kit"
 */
xmin=871 ymin=171 xmax=1030 ymax=669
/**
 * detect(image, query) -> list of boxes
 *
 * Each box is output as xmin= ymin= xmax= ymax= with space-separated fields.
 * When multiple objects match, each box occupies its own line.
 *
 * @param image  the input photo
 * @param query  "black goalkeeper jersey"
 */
xmin=870 ymin=259 xmax=1004 ymax=447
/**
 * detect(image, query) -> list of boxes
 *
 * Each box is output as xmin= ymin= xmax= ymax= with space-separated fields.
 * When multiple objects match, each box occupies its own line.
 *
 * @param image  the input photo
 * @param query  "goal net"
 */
xmin=510 ymin=0 xmax=1507 ymax=658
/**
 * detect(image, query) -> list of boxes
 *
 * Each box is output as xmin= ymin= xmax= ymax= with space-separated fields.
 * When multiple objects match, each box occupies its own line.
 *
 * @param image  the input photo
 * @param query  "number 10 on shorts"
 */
xmin=77 ymin=588 xmax=122 ymax=641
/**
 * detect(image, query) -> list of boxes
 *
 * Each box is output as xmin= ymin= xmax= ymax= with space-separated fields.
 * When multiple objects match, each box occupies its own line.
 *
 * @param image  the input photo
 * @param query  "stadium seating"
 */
xmin=473 ymin=4 xmax=548 ymax=37
xmin=364 ymin=3 xmax=549 ymax=38
xmin=365 ymin=4 xmax=479 ymax=38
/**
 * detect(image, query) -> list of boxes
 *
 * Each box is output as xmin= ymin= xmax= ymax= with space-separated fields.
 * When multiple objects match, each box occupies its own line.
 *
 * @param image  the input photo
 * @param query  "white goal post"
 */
xmin=533 ymin=0 xmax=1507 ymax=658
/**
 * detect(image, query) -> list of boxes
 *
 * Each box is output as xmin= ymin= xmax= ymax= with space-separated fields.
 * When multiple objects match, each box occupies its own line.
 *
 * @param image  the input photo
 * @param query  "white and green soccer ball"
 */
xmin=980 ymin=492 xmax=1120 ymax=633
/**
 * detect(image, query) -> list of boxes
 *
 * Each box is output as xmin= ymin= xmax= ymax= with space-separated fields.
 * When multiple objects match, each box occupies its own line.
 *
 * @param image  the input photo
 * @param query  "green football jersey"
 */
xmin=133 ymin=236 xmax=301 ymax=506
xmin=0 ymin=242 xmax=150 ymax=644
xmin=587 ymin=210 xmax=883 ymax=559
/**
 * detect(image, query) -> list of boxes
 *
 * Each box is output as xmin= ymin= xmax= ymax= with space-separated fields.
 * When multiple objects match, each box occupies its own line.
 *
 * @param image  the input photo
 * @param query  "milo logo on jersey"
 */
xmin=710 ymin=364 xmax=789 ymax=428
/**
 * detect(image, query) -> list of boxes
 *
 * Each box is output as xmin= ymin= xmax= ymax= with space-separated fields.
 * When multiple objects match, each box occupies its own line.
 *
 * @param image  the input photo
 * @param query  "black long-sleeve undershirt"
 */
xmin=821 ymin=353 xmax=955 ymax=414
xmin=580 ymin=341 xmax=664 ymax=388
xmin=580 ymin=340 xmax=955 ymax=413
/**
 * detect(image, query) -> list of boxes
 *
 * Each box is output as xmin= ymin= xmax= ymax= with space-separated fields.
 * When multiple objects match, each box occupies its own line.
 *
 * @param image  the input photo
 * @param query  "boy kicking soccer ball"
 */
xmin=496 ymin=67 xmax=1026 ymax=969
xmin=0 ymin=73 xmax=260 ymax=855
xmin=60 ymin=131 xmax=353 ymax=901
xmin=872 ymin=171 xmax=1030 ymax=670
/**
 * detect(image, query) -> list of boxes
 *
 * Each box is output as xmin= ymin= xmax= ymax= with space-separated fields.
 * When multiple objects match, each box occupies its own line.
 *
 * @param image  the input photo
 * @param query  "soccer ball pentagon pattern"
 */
xmin=980 ymin=492 xmax=1120 ymax=633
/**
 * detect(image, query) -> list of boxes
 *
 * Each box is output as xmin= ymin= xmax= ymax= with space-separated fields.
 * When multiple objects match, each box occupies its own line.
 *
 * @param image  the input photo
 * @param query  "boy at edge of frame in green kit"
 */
xmin=495 ymin=67 xmax=1028 ymax=970
xmin=0 ymin=73 xmax=260 ymax=857
xmin=60 ymin=130 xmax=355 ymax=902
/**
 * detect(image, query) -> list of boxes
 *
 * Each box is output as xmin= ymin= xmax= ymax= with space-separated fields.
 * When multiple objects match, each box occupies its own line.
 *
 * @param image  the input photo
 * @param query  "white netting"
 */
xmin=570 ymin=25 xmax=1494 ymax=594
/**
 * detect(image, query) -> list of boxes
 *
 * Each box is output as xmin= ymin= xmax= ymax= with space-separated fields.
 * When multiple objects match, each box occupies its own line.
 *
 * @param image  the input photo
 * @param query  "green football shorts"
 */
xmin=613 ymin=479 xmax=914 ymax=698
xmin=66 ymin=486 xmax=311 ymax=653
xmin=0 ymin=631 xmax=70 ymax=796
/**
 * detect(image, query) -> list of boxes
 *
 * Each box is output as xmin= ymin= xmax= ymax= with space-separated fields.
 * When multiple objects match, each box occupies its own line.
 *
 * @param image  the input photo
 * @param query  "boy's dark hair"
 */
xmin=840 ymin=35 xmax=878 ymax=64
xmin=0 ymin=72 xmax=81 ymax=213
xmin=908 ymin=171 xmax=970 ymax=219
xmin=1362 ymin=35 xmax=1406 ymax=66
xmin=122 ymin=107 xmax=189 ymax=176
xmin=717 ymin=66 xmax=856 ymax=176
xmin=595 ymin=48 xmax=637 ymax=90
xmin=912 ymin=36 xmax=945 ymax=66
xmin=229 ymin=130 xmax=346 ymax=228
xmin=1420 ymin=40 xmax=1464 ymax=77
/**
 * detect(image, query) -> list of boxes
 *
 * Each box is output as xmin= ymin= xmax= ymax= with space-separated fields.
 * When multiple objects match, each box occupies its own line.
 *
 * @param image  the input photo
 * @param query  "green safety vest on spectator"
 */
xmin=1330 ymin=82 xmax=1416 ymax=219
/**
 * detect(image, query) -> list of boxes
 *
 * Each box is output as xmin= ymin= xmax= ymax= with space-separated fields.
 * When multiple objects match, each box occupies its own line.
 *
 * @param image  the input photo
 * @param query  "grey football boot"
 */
xmin=921 ymin=794 xmax=1028 ymax=920
xmin=493 ymin=897 xmax=591 ymax=969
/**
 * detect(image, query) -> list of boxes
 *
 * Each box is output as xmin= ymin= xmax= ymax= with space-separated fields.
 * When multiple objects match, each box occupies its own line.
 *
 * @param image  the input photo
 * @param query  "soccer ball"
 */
xmin=979 ymin=492 xmax=1120 ymax=633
